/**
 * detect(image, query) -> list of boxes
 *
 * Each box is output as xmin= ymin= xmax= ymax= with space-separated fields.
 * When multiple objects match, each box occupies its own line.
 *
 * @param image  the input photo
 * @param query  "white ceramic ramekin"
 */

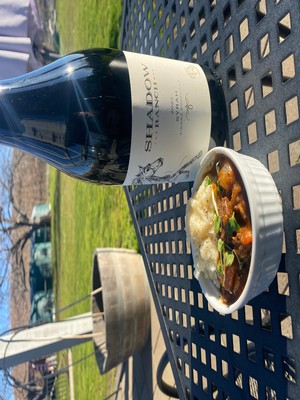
xmin=186 ymin=147 xmax=283 ymax=314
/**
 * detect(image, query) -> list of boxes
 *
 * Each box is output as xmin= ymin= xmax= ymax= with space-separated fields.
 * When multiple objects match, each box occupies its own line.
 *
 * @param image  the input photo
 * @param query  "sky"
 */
xmin=0 ymin=147 xmax=14 ymax=399
xmin=0 ymin=283 xmax=14 ymax=400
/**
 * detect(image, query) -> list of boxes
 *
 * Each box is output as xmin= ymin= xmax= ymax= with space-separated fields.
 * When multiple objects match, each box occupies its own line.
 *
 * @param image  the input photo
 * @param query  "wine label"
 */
xmin=123 ymin=51 xmax=211 ymax=185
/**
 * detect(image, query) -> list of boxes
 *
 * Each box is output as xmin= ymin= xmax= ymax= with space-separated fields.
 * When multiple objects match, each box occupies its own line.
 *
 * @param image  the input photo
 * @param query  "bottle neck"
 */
xmin=0 ymin=82 xmax=83 ymax=169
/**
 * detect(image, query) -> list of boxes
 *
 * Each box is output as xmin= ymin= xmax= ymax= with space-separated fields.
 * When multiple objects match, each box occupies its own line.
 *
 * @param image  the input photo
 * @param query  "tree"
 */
xmin=0 ymin=149 xmax=49 ymax=296
xmin=0 ymin=151 xmax=50 ymax=298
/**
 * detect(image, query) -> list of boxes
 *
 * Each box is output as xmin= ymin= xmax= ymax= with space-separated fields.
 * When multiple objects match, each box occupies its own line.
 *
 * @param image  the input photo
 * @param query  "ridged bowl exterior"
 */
xmin=189 ymin=147 xmax=283 ymax=314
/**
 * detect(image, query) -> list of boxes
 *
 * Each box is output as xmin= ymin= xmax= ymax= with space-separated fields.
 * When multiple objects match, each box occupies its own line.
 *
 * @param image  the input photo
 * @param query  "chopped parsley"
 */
xmin=204 ymin=176 xmax=213 ymax=186
xmin=214 ymin=214 xmax=221 ymax=233
xmin=225 ymin=212 xmax=240 ymax=237
xmin=217 ymin=238 xmax=235 ymax=273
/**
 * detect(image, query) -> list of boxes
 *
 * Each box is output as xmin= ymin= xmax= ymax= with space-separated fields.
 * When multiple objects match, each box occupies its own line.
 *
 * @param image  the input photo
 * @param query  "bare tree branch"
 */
xmin=0 ymin=150 xmax=49 ymax=296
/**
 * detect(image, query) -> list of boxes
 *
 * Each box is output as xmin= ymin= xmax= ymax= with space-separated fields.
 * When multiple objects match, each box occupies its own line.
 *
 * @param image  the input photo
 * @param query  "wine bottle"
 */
xmin=0 ymin=48 xmax=228 ymax=185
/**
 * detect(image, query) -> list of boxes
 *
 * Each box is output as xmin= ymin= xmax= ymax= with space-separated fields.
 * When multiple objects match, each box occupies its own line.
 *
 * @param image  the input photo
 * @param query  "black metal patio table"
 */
xmin=121 ymin=1 xmax=300 ymax=399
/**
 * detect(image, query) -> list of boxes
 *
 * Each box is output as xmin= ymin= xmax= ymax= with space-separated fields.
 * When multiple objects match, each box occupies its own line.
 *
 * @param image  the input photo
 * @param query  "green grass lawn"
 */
xmin=56 ymin=0 xmax=123 ymax=54
xmin=50 ymin=1 xmax=138 ymax=398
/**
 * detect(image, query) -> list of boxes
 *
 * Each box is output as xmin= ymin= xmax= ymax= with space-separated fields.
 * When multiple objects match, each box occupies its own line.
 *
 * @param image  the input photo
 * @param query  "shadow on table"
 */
xmin=116 ymin=335 xmax=153 ymax=400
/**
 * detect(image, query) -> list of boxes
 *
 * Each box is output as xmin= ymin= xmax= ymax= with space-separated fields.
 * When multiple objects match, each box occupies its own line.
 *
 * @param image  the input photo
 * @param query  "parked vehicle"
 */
xmin=31 ymin=203 xmax=51 ymax=222
xmin=29 ymin=203 xmax=54 ymax=324
xmin=31 ymin=241 xmax=52 ymax=278
xmin=29 ymin=290 xmax=55 ymax=326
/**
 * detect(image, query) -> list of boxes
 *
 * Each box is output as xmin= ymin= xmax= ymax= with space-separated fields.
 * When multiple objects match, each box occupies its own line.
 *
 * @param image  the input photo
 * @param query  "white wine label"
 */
xmin=123 ymin=51 xmax=211 ymax=185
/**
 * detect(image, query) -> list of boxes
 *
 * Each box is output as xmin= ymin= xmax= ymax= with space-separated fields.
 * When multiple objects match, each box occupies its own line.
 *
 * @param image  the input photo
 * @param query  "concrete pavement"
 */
xmin=115 ymin=293 xmax=176 ymax=400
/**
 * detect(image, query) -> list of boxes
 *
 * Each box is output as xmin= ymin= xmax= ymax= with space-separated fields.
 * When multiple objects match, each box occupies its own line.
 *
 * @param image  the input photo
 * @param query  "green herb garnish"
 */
xmin=204 ymin=176 xmax=213 ymax=186
xmin=217 ymin=261 xmax=223 ymax=277
xmin=214 ymin=214 xmax=221 ymax=233
xmin=224 ymin=251 xmax=235 ymax=267
xmin=216 ymin=239 xmax=235 ymax=285
xmin=225 ymin=212 xmax=240 ymax=237
xmin=218 ymin=238 xmax=224 ymax=253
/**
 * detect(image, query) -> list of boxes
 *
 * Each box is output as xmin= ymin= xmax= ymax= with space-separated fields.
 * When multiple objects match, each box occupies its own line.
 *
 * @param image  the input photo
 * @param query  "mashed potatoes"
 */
xmin=186 ymin=177 xmax=219 ymax=286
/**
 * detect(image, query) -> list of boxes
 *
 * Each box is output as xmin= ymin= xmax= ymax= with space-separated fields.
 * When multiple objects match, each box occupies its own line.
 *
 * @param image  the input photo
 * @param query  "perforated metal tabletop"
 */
xmin=121 ymin=1 xmax=300 ymax=399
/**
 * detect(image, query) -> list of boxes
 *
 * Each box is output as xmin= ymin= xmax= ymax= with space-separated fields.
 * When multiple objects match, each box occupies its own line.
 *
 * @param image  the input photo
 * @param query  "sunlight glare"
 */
xmin=66 ymin=66 xmax=74 ymax=75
